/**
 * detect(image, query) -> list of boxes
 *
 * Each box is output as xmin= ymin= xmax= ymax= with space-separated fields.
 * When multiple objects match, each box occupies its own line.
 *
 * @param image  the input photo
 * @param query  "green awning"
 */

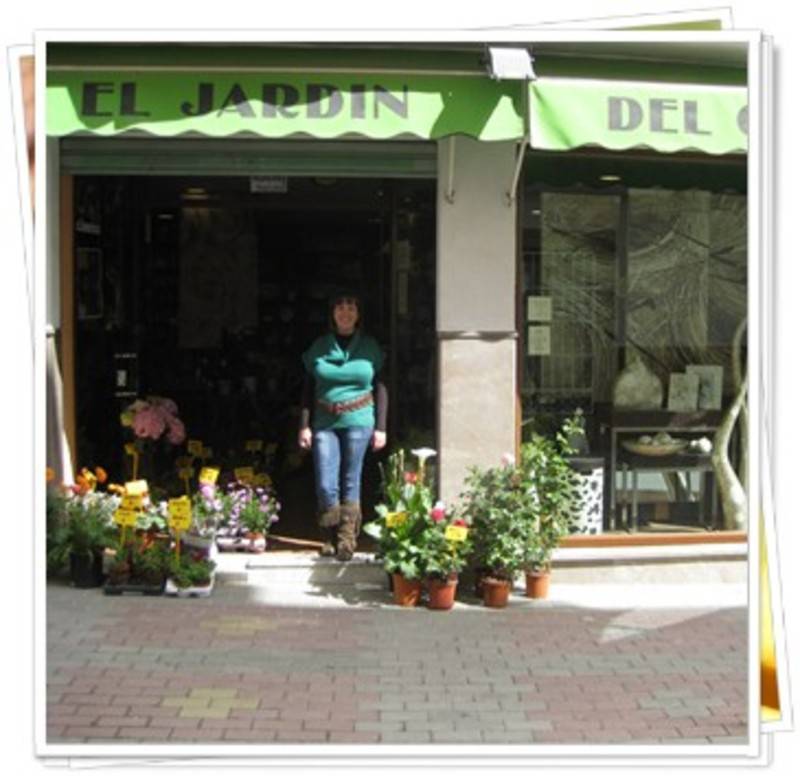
xmin=529 ymin=78 xmax=747 ymax=155
xmin=46 ymin=71 xmax=525 ymax=142
xmin=47 ymin=67 xmax=748 ymax=156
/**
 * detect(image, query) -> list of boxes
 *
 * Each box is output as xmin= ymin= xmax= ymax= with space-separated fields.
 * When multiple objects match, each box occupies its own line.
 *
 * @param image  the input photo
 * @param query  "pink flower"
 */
xmin=430 ymin=504 xmax=446 ymax=523
xmin=404 ymin=472 xmax=418 ymax=484
xmin=501 ymin=452 xmax=515 ymax=467
xmin=132 ymin=406 xmax=166 ymax=440
xmin=166 ymin=417 xmax=186 ymax=445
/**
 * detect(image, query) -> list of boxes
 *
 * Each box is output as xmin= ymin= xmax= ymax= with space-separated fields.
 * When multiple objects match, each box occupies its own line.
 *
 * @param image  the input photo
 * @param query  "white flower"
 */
xmin=500 ymin=452 xmax=515 ymax=467
xmin=411 ymin=447 xmax=437 ymax=466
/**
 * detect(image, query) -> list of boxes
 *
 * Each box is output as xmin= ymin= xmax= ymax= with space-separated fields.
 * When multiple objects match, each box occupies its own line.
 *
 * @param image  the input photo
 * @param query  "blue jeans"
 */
xmin=312 ymin=426 xmax=373 ymax=511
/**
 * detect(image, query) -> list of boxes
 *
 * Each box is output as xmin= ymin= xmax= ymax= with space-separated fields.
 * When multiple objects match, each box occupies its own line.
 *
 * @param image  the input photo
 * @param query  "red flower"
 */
xmin=452 ymin=518 xmax=467 ymax=528
xmin=404 ymin=471 xmax=418 ymax=484
xmin=430 ymin=506 xmax=446 ymax=523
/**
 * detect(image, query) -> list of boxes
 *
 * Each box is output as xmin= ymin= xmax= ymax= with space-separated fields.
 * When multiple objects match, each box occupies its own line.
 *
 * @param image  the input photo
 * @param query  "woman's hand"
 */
xmin=371 ymin=430 xmax=387 ymax=452
xmin=298 ymin=427 xmax=313 ymax=450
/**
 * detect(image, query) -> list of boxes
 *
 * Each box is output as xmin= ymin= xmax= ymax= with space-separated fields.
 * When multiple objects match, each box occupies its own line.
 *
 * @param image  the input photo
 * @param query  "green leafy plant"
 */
xmin=169 ymin=554 xmax=216 ymax=589
xmin=46 ymin=489 xmax=119 ymax=574
xmin=460 ymin=454 xmax=538 ymax=582
xmin=417 ymin=504 xmax=472 ymax=581
xmin=364 ymin=449 xmax=438 ymax=581
xmin=521 ymin=411 xmax=585 ymax=572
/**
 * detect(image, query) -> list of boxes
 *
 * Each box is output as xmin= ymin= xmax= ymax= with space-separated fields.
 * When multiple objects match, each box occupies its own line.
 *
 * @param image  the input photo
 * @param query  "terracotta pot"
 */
xmin=525 ymin=569 xmax=551 ymax=599
xmin=482 ymin=577 xmax=512 ymax=608
xmin=426 ymin=575 xmax=458 ymax=610
xmin=245 ymin=532 xmax=267 ymax=553
xmin=391 ymin=573 xmax=422 ymax=607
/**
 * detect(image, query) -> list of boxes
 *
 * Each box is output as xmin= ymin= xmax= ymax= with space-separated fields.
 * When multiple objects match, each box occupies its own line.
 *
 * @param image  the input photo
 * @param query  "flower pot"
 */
xmin=426 ymin=575 xmax=458 ymax=610
xmin=391 ymin=573 xmax=422 ymax=607
xmin=482 ymin=577 xmax=512 ymax=608
xmin=525 ymin=569 xmax=551 ymax=599
xmin=69 ymin=551 xmax=105 ymax=589
xmin=245 ymin=532 xmax=267 ymax=553
xmin=182 ymin=532 xmax=216 ymax=557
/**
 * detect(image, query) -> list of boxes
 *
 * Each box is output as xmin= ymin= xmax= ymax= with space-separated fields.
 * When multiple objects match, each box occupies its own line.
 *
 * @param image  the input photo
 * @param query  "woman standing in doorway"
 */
xmin=298 ymin=291 xmax=387 ymax=561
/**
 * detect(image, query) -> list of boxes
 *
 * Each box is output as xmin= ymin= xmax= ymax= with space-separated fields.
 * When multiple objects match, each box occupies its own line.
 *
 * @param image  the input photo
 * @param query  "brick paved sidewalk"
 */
xmin=45 ymin=580 xmax=748 ymax=747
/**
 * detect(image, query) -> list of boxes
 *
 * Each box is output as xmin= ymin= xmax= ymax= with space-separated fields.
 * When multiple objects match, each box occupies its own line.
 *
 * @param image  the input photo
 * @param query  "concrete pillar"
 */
xmin=436 ymin=136 xmax=518 ymax=501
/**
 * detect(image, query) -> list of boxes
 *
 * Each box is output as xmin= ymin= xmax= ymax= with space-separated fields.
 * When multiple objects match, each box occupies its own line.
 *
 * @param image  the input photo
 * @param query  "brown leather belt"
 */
xmin=317 ymin=392 xmax=374 ymax=416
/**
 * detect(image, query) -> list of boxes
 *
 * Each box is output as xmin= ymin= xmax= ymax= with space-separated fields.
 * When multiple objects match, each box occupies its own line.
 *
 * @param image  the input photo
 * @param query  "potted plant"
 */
xmin=166 ymin=553 xmax=217 ymax=597
xmin=105 ymin=534 xmax=170 ymax=594
xmin=225 ymin=481 xmax=280 ymax=553
xmin=418 ymin=503 xmax=471 ymax=610
xmin=521 ymin=413 xmax=585 ymax=599
xmin=120 ymin=395 xmax=187 ymax=488
xmin=47 ymin=472 xmax=118 ymax=588
xmin=460 ymin=456 xmax=535 ymax=608
xmin=364 ymin=449 xmax=436 ymax=607
xmin=186 ymin=483 xmax=228 ymax=557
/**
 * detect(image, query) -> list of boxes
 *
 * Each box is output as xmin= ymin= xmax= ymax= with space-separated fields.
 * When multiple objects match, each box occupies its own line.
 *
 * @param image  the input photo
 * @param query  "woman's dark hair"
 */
xmin=328 ymin=289 xmax=362 ymax=331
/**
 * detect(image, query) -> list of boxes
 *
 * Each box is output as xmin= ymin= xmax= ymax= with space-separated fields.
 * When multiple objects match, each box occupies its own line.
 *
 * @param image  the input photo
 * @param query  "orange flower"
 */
xmin=95 ymin=466 xmax=108 ymax=484
xmin=46 ymin=467 xmax=55 ymax=483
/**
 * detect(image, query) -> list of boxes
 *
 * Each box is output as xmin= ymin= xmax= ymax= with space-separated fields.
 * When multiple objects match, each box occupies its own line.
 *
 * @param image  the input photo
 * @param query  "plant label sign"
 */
xmin=187 ymin=439 xmax=204 ymax=457
xmin=125 ymin=479 xmax=149 ymax=496
xmin=254 ymin=473 xmax=272 ymax=488
xmin=114 ymin=508 xmax=139 ymax=527
xmin=385 ymin=511 xmax=407 ymax=528
xmin=168 ymin=498 xmax=192 ymax=532
xmin=124 ymin=442 xmax=137 ymax=455
xmin=121 ymin=493 xmax=144 ymax=511
xmin=445 ymin=525 xmax=468 ymax=542
xmin=235 ymin=466 xmax=255 ymax=484
xmin=179 ymin=467 xmax=195 ymax=480
xmin=199 ymin=466 xmax=220 ymax=485
xmin=245 ymin=439 xmax=263 ymax=452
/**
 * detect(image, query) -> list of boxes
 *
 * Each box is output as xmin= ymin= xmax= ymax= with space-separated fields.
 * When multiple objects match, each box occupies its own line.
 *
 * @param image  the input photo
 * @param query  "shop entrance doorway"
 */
xmin=72 ymin=174 xmax=437 ymax=545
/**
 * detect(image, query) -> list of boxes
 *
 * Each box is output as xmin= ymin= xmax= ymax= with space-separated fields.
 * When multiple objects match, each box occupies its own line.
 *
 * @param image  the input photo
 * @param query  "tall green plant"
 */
xmin=522 ymin=412 xmax=585 ymax=572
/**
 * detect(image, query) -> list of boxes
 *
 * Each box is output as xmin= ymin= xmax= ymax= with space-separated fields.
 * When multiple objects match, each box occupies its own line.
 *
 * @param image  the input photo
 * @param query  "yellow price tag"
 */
xmin=114 ymin=508 xmax=139 ymax=528
xmin=121 ymin=494 xmax=144 ymax=511
xmin=124 ymin=443 xmax=137 ymax=456
xmin=235 ymin=466 xmax=255 ymax=484
xmin=245 ymin=439 xmax=263 ymax=452
xmin=168 ymin=497 xmax=192 ymax=519
xmin=385 ymin=511 xmax=408 ymax=528
xmin=125 ymin=480 xmax=149 ymax=496
xmin=445 ymin=525 xmax=469 ymax=543
xmin=187 ymin=440 xmax=204 ymax=456
xmin=179 ymin=467 xmax=195 ymax=480
xmin=198 ymin=466 xmax=220 ymax=485
xmin=254 ymin=473 xmax=272 ymax=488
xmin=168 ymin=514 xmax=192 ymax=533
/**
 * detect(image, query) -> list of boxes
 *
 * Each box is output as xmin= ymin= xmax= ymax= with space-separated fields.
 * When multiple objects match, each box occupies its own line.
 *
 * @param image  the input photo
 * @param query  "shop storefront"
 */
xmin=45 ymin=41 xmax=749 ymax=542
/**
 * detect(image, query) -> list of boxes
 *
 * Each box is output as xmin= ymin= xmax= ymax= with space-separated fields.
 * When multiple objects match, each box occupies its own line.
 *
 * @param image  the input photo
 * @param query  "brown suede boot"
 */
xmin=318 ymin=505 xmax=340 ymax=557
xmin=336 ymin=501 xmax=362 ymax=562
xmin=319 ymin=527 xmax=338 ymax=557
